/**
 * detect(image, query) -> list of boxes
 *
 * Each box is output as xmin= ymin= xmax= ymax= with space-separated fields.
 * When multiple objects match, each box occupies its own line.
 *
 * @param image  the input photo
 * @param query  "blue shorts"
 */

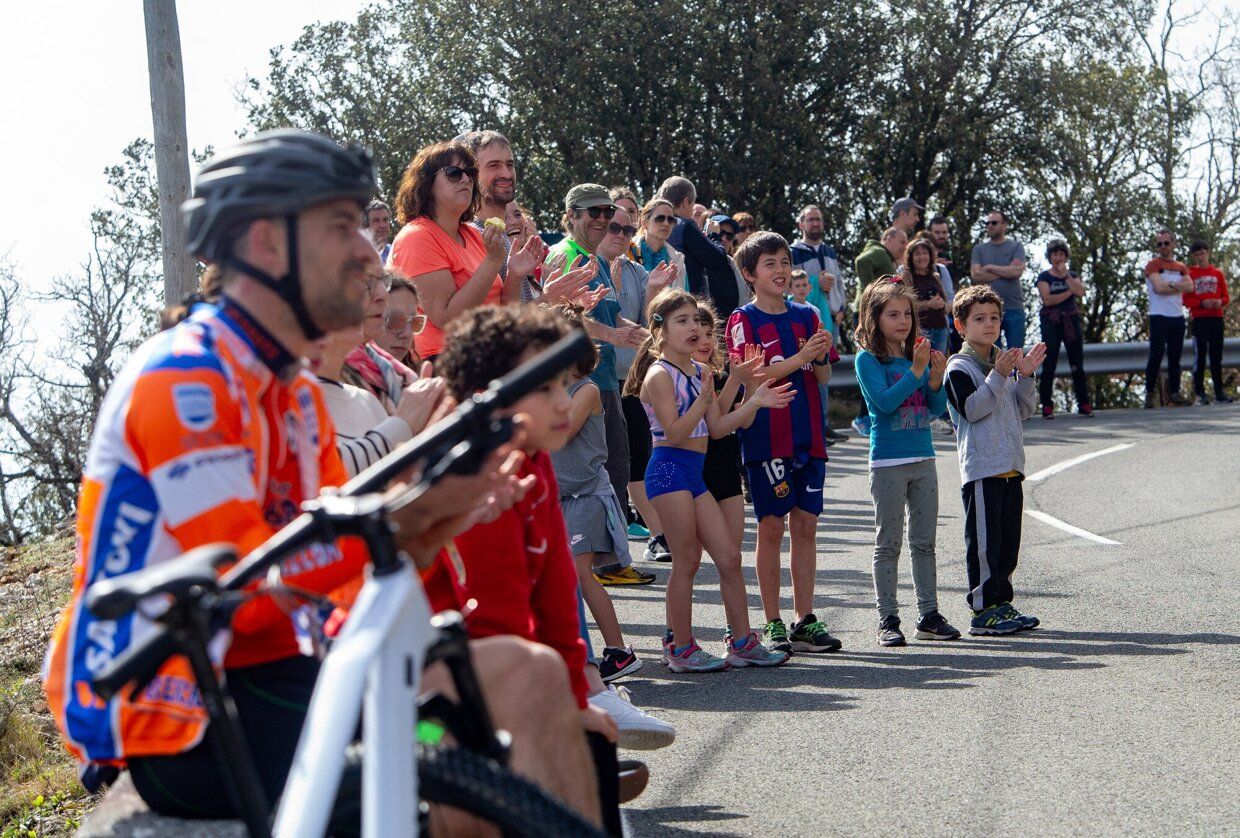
xmin=644 ymin=446 xmax=708 ymax=500
xmin=745 ymin=455 xmax=825 ymax=520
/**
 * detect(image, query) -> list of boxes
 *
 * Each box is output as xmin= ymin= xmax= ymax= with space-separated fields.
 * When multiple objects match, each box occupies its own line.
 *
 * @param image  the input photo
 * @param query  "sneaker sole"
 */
xmin=618 ymin=726 xmax=676 ymax=751
xmin=598 ymin=577 xmax=656 ymax=586
xmin=914 ymin=630 xmax=961 ymax=640
xmin=666 ymin=661 xmax=730 ymax=673
xmin=968 ymin=624 xmax=1020 ymax=636
xmin=727 ymin=653 xmax=789 ymax=668
xmin=601 ymin=657 xmax=644 ymax=683
xmin=791 ymin=639 xmax=842 ymax=653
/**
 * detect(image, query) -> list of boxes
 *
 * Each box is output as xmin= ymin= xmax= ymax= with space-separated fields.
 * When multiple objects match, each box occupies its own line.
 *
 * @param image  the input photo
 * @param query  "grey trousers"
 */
xmin=596 ymin=389 xmax=631 ymax=573
xmin=868 ymin=459 xmax=940 ymax=619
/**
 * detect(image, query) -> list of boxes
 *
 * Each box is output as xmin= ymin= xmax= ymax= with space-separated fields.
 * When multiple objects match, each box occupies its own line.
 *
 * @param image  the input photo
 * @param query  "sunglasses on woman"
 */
xmin=607 ymin=222 xmax=638 ymax=237
xmin=650 ymin=214 xmax=676 ymax=225
xmin=385 ymin=312 xmax=427 ymax=335
xmin=574 ymin=206 xmax=616 ymax=220
xmin=438 ymin=164 xmax=478 ymax=183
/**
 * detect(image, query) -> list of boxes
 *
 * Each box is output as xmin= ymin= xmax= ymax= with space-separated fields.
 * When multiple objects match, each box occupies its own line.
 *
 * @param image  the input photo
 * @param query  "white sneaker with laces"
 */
xmin=588 ymin=685 xmax=676 ymax=750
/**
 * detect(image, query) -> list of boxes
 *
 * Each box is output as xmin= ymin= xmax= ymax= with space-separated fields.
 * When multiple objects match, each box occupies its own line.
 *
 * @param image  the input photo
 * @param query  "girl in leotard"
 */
xmin=622 ymin=288 xmax=793 ymax=673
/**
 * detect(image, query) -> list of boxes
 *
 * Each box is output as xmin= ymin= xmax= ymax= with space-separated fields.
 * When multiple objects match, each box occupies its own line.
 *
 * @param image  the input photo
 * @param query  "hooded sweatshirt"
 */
xmin=943 ymin=349 xmax=1037 ymax=484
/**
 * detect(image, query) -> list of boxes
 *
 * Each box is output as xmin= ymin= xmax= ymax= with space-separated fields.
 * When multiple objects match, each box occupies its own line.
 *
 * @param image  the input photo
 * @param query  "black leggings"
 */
xmin=1192 ymin=317 xmax=1226 ymax=396
xmin=1039 ymin=314 xmax=1090 ymax=409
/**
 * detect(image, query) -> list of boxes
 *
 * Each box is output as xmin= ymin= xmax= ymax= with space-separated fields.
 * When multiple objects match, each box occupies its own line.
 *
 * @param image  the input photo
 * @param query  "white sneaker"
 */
xmin=588 ymin=685 xmax=676 ymax=750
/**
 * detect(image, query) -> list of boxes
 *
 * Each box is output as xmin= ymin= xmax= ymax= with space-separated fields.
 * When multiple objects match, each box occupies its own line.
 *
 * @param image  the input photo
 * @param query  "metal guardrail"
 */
xmin=828 ymin=337 xmax=1240 ymax=390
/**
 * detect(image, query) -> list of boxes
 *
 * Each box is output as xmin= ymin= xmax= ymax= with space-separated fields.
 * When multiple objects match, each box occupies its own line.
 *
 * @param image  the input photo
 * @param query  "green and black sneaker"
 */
xmin=763 ymin=618 xmax=793 ymax=655
xmin=790 ymin=613 xmax=843 ymax=652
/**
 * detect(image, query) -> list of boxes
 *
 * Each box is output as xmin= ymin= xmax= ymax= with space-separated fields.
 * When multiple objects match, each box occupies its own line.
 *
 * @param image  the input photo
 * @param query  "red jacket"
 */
xmin=1184 ymin=266 xmax=1230 ymax=319
xmin=452 ymin=451 xmax=589 ymax=708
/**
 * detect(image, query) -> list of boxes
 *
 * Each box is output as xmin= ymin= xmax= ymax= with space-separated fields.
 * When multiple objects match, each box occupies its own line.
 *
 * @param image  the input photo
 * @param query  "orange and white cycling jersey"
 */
xmin=43 ymin=300 xmax=365 ymax=766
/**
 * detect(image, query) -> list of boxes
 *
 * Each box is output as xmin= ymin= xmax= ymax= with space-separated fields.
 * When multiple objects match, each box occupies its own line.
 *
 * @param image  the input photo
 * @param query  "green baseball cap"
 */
xmin=564 ymin=183 xmax=613 ymax=212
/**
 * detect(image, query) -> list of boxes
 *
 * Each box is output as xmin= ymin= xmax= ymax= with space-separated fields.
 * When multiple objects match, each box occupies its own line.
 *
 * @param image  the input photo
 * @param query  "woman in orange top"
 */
xmin=389 ymin=141 xmax=544 ymax=363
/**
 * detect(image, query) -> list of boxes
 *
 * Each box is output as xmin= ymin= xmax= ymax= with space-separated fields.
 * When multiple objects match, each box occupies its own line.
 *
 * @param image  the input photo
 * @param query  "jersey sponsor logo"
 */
xmin=172 ymin=382 xmax=217 ymax=432
xmin=165 ymin=447 xmax=248 ymax=481
xmin=730 ymin=321 xmax=746 ymax=348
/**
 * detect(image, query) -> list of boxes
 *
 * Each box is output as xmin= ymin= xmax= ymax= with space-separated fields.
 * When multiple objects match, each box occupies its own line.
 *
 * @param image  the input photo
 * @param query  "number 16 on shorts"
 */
xmin=746 ymin=457 xmax=826 ymax=520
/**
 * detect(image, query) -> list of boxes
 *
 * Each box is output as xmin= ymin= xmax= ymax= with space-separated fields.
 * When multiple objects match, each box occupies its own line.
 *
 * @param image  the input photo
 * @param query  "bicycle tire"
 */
xmin=417 ymin=746 xmax=607 ymax=838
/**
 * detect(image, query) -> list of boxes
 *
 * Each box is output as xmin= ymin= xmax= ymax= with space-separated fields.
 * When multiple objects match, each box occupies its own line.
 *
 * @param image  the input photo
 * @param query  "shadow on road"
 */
xmin=607 ymin=628 xmax=1237 ymax=706
xmin=625 ymin=804 xmax=748 ymax=837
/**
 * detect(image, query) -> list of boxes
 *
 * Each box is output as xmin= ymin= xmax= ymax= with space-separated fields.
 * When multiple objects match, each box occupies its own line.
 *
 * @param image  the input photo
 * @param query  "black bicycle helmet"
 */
xmin=182 ymin=129 xmax=378 ymax=339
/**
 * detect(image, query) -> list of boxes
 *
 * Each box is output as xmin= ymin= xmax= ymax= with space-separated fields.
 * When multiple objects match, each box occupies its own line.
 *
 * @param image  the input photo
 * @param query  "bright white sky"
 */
xmin=1 ymin=1 xmax=1235 ymax=293
xmin=1 ymin=0 xmax=368 ymax=290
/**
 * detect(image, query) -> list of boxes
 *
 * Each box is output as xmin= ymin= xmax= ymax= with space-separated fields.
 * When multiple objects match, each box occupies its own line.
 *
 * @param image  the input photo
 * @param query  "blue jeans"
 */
xmin=922 ymin=327 xmax=949 ymax=354
xmin=1001 ymin=310 xmax=1026 ymax=349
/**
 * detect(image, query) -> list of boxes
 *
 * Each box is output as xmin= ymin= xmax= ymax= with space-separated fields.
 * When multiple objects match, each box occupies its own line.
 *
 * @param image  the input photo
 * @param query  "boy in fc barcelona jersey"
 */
xmin=726 ymin=232 xmax=844 ymax=656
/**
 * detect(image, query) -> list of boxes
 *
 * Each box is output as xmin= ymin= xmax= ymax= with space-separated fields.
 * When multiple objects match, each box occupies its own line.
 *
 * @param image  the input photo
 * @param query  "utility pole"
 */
xmin=144 ymin=0 xmax=197 ymax=306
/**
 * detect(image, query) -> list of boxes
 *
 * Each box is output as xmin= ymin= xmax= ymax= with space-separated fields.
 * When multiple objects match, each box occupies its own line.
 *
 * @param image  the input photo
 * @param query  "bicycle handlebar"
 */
xmin=91 ymin=331 xmax=592 ymax=701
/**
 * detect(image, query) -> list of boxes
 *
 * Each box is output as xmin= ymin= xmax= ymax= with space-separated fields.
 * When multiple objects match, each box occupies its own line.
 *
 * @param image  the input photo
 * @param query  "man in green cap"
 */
xmin=547 ymin=184 xmax=652 ymax=585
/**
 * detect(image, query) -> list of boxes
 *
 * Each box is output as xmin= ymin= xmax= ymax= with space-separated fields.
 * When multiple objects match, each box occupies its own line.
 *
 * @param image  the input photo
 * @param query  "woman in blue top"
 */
xmin=854 ymin=281 xmax=961 ymax=647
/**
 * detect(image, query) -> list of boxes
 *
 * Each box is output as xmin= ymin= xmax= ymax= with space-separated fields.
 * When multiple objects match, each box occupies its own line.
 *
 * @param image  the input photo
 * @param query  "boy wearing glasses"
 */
xmin=1143 ymin=230 xmax=1195 ymax=406
xmin=969 ymin=210 xmax=1028 ymax=349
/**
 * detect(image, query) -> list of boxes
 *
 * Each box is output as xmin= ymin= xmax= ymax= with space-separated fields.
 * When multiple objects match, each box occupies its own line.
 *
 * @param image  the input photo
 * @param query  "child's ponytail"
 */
xmin=623 ymin=333 xmax=658 ymax=397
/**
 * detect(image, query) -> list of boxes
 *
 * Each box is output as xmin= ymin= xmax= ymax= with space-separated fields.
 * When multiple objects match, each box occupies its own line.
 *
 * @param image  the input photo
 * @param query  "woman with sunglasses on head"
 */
xmin=389 ymin=141 xmax=545 ymax=366
xmin=636 ymin=198 xmax=687 ymax=288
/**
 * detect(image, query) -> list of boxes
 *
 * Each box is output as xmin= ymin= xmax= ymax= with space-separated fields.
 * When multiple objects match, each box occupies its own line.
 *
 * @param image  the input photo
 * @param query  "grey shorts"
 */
xmin=561 ymin=494 xmax=624 ymax=557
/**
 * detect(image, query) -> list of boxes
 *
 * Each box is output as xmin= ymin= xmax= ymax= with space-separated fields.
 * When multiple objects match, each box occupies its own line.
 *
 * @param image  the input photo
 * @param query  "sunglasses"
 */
xmin=574 ymin=206 xmax=616 ymax=220
xmin=385 ymin=312 xmax=427 ymax=335
xmin=985 ymin=220 xmax=1002 ymax=226
xmin=650 ymin=214 xmax=676 ymax=225
xmin=607 ymin=222 xmax=638 ymax=237
xmin=1156 ymin=240 xmax=1173 ymax=246
xmin=720 ymin=230 xmax=736 ymax=240
xmin=438 ymin=164 xmax=478 ymax=183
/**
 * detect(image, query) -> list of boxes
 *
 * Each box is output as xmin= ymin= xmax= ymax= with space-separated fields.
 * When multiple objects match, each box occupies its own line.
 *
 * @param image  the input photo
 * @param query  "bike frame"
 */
xmin=89 ymin=332 xmax=592 ymax=838
xmin=275 ymin=558 xmax=429 ymax=838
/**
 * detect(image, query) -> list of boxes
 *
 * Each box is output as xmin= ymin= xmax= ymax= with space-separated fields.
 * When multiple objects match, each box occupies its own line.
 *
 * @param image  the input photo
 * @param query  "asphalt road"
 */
xmin=611 ymin=406 xmax=1240 ymax=837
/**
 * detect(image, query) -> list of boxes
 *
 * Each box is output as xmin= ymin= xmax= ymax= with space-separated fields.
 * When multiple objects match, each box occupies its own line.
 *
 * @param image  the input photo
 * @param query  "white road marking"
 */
xmin=1026 ymin=510 xmax=1121 ymax=545
xmin=1025 ymin=443 xmax=1134 ymax=482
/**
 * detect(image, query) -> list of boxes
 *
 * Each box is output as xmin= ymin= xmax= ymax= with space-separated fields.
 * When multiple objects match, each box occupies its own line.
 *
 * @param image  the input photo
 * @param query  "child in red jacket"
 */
xmin=436 ymin=306 xmax=608 ymax=721
xmin=1184 ymin=239 xmax=1233 ymax=403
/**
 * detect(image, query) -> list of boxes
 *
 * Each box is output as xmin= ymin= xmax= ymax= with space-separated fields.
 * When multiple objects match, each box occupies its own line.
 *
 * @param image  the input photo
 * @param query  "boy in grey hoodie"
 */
xmin=944 ymin=286 xmax=1048 ymax=635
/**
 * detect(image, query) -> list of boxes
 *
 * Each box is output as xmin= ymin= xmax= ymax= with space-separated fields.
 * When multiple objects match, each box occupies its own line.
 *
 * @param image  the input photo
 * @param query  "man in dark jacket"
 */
xmin=657 ymin=175 xmax=739 ymax=316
